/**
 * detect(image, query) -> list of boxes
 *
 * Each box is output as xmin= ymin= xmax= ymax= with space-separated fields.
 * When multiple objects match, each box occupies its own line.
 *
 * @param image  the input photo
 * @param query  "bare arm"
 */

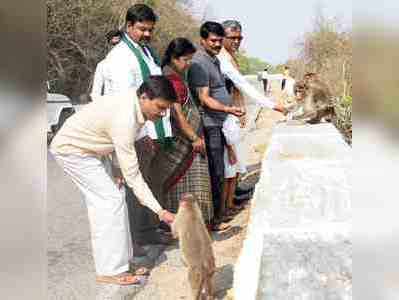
xmin=173 ymin=103 xmax=199 ymax=141
xmin=173 ymin=103 xmax=206 ymax=154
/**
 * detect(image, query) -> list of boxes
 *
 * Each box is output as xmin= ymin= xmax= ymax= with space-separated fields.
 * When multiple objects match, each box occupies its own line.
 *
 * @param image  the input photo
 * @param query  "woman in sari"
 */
xmin=159 ymin=38 xmax=215 ymax=226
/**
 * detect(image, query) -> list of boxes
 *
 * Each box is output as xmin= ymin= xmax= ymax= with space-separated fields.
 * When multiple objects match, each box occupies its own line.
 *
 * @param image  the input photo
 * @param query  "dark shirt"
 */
xmin=187 ymin=48 xmax=232 ymax=127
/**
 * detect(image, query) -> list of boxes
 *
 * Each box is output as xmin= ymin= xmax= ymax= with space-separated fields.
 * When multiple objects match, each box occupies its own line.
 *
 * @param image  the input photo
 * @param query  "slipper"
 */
xmin=230 ymin=206 xmax=243 ymax=213
xmin=132 ymin=267 xmax=150 ymax=276
xmin=220 ymin=215 xmax=234 ymax=223
xmin=96 ymin=273 xmax=147 ymax=286
xmin=215 ymin=222 xmax=231 ymax=231
xmin=208 ymin=222 xmax=231 ymax=232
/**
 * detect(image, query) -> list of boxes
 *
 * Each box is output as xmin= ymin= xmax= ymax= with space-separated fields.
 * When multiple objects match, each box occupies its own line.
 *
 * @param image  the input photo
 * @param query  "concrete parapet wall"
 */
xmin=234 ymin=123 xmax=352 ymax=300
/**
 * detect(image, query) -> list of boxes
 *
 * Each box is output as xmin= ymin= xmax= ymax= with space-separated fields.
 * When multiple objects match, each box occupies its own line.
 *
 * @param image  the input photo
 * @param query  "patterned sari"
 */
xmin=132 ymin=67 xmax=213 ymax=223
xmin=160 ymin=66 xmax=213 ymax=223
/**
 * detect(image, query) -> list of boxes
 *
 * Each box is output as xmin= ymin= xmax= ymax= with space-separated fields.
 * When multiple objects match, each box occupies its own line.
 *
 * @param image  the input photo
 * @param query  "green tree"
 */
xmin=236 ymin=51 xmax=271 ymax=75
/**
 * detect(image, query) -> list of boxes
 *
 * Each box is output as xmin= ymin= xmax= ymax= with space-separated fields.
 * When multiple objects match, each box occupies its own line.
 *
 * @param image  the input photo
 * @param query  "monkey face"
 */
xmin=294 ymin=81 xmax=307 ymax=102
xmin=180 ymin=193 xmax=196 ymax=208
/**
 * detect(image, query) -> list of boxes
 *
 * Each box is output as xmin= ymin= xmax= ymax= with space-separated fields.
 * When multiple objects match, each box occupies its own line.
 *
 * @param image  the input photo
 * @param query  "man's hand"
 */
xmin=158 ymin=209 xmax=175 ymax=225
xmin=227 ymin=106 xmax=245 ymax=117
xmin=273 ymin=103 xmax=287 ymax=114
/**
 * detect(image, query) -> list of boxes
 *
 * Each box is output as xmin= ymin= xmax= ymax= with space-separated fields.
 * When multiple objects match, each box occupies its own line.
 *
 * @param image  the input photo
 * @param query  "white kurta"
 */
xmin=217 ymin=48 xmax=276 ymax=109
xmin=102 ymin=34 xmax=171 ymax=139
xmin=90 ymin=59 xmax=107 ymax=98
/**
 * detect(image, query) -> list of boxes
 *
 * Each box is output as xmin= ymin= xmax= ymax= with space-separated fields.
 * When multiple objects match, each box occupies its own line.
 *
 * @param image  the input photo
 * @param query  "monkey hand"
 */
xmin=158 ymin=209 xmax=175 ymax=225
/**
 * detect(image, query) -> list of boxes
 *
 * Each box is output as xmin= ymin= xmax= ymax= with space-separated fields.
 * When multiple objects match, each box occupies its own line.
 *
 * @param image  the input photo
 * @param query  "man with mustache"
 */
xmin=50 ymin=76 xmax=176 ymax=285
xmin=216 ymin=20 xmax=285 ymax=217
xmin=187 ymin=21 xmax=244 ymax=231
xmin=100 ymin=4 xmax=173 ymax=254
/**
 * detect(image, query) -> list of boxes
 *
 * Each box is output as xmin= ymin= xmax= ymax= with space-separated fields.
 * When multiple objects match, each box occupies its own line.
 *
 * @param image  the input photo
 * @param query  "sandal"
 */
xmin=207 ymin=222 xmax=231 ymax=232
xmin=96 ymin=272 xmax=147 ymax=286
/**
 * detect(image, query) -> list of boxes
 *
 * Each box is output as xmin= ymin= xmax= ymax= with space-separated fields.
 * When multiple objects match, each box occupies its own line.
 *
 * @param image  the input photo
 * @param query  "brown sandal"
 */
xmin=96 ymin=272 xmax=146 ymax=286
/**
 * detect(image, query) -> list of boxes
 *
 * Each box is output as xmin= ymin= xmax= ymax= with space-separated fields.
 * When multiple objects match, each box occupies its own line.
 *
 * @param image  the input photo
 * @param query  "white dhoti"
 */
xmin=52 ymin=153 xmax=133 ymax=276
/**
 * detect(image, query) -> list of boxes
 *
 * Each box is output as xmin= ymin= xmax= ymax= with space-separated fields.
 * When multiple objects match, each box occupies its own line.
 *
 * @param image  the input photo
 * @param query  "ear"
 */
xmin=139 ymin=92 xmax=149 ymax=102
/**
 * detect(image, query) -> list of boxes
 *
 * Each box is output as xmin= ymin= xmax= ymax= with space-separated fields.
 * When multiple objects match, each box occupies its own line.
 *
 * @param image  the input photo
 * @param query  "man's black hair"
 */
xmin=136 ymin=75 xmax=178 ymax=103
xmin=105 ymin=29 xmax=121 ymax=43
xmin=126 ymin=4 xmax=158 ymax=25
xmin=200 ymin=21 xmax=225 ymax=39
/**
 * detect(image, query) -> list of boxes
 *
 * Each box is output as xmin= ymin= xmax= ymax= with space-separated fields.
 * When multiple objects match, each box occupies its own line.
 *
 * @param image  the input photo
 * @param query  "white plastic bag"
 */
xmin=222 ymin=114 xmax=241 ymax=145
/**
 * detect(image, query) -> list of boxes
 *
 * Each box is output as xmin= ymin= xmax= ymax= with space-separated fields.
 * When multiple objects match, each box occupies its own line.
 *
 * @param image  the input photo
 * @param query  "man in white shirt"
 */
xmin=50 ymin=76 xmax=177 ymax=285
xmin=217 ymin=20 xmax=284 ymax=116
xmin=261 ymin=67 xmax=270 ymax=95
xmin=217 ymin=20 xmax=284 ymax=218
xmin=100 ymin=4 xmax=172 ymax=250
xmin=90 ymin=30 xmax=122 ymax=98
xmin=281 ymin=66 xmax=296 ymax=97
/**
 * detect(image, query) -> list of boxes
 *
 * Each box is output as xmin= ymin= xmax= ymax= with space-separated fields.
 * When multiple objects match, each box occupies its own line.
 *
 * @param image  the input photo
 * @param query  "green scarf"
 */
xmin=121 ymin=33 xmax=174 ymax=150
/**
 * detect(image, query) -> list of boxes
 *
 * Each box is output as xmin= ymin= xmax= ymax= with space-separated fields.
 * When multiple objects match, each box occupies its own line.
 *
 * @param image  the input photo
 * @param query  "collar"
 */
xmin=198 ymin=46 xmax=219 ymax=64
xmin=123 ymin=32 xmax=149 ymax=53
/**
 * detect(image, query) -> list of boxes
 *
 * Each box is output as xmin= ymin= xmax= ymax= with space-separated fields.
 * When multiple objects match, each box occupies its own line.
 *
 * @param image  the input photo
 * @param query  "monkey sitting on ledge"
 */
xmin=284 ymin=79 xmax=335 ymax=124
xmin=172 ymin=193 xmax=216 ymax=300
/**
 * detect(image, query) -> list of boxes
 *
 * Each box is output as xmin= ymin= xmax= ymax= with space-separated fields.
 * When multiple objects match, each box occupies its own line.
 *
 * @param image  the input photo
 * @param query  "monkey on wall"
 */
xmin=285 ymin=79 xmax=335 ymax=124
xmin=172 ymin=193 xmax=216 ymax=300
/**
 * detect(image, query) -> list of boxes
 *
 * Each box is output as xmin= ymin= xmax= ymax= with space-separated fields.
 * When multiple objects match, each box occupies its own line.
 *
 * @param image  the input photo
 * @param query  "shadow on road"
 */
xmin=212 ymin=225 xmax=243 ymax=242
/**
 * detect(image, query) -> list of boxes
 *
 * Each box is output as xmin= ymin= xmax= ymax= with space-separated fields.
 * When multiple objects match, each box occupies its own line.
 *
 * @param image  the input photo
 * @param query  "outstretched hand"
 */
xmin=273 ymin=104 xmax=287 ymax=114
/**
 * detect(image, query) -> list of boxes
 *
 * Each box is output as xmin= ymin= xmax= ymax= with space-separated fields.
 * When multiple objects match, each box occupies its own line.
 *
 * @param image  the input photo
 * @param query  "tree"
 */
xmin=47 ymin=0 xmax=200 ymax=101
xmin=236 ymin=51 xmax=271 ymax=75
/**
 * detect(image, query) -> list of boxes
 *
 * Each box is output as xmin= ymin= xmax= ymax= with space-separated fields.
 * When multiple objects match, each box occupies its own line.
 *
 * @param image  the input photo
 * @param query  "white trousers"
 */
xmin=53 ymin=153 xmax=133 ymax=276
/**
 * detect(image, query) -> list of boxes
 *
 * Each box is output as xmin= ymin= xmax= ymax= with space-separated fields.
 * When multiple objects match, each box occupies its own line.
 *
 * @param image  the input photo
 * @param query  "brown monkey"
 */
xmin=289 ymin=79 xmax=334 ymax=124
xmin=172 ymin=193 xmax=216 ymax=300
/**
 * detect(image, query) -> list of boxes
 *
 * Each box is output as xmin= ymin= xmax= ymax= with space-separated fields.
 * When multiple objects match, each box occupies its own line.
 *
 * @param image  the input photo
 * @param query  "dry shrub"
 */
xmin=286 ymin=12 xmax=352 ymax=144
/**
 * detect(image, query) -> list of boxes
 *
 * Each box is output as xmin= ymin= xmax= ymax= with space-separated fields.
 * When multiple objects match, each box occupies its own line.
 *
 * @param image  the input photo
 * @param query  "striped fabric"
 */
xmin=163 ymin=154 xmax=213 ymax=224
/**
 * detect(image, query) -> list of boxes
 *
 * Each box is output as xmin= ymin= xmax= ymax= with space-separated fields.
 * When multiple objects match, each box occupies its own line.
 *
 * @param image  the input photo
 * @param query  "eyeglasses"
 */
xmin=225 ymin=36 xmax=243 ymax=41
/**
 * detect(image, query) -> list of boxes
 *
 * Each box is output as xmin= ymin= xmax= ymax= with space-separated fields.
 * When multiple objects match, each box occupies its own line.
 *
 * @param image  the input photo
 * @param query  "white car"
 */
xmin=47 ymin=90 xmax=75 ymax=145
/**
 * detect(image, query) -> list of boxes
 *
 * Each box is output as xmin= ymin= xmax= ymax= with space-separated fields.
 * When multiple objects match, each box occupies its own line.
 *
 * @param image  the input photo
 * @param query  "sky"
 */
xmin=205 ymin=0 xmax=352 ymax=65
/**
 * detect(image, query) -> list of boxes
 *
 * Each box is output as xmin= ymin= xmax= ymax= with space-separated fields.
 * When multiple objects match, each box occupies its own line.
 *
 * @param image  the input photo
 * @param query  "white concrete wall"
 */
xmin=234 ymin=123 xmax=352 ymax=300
